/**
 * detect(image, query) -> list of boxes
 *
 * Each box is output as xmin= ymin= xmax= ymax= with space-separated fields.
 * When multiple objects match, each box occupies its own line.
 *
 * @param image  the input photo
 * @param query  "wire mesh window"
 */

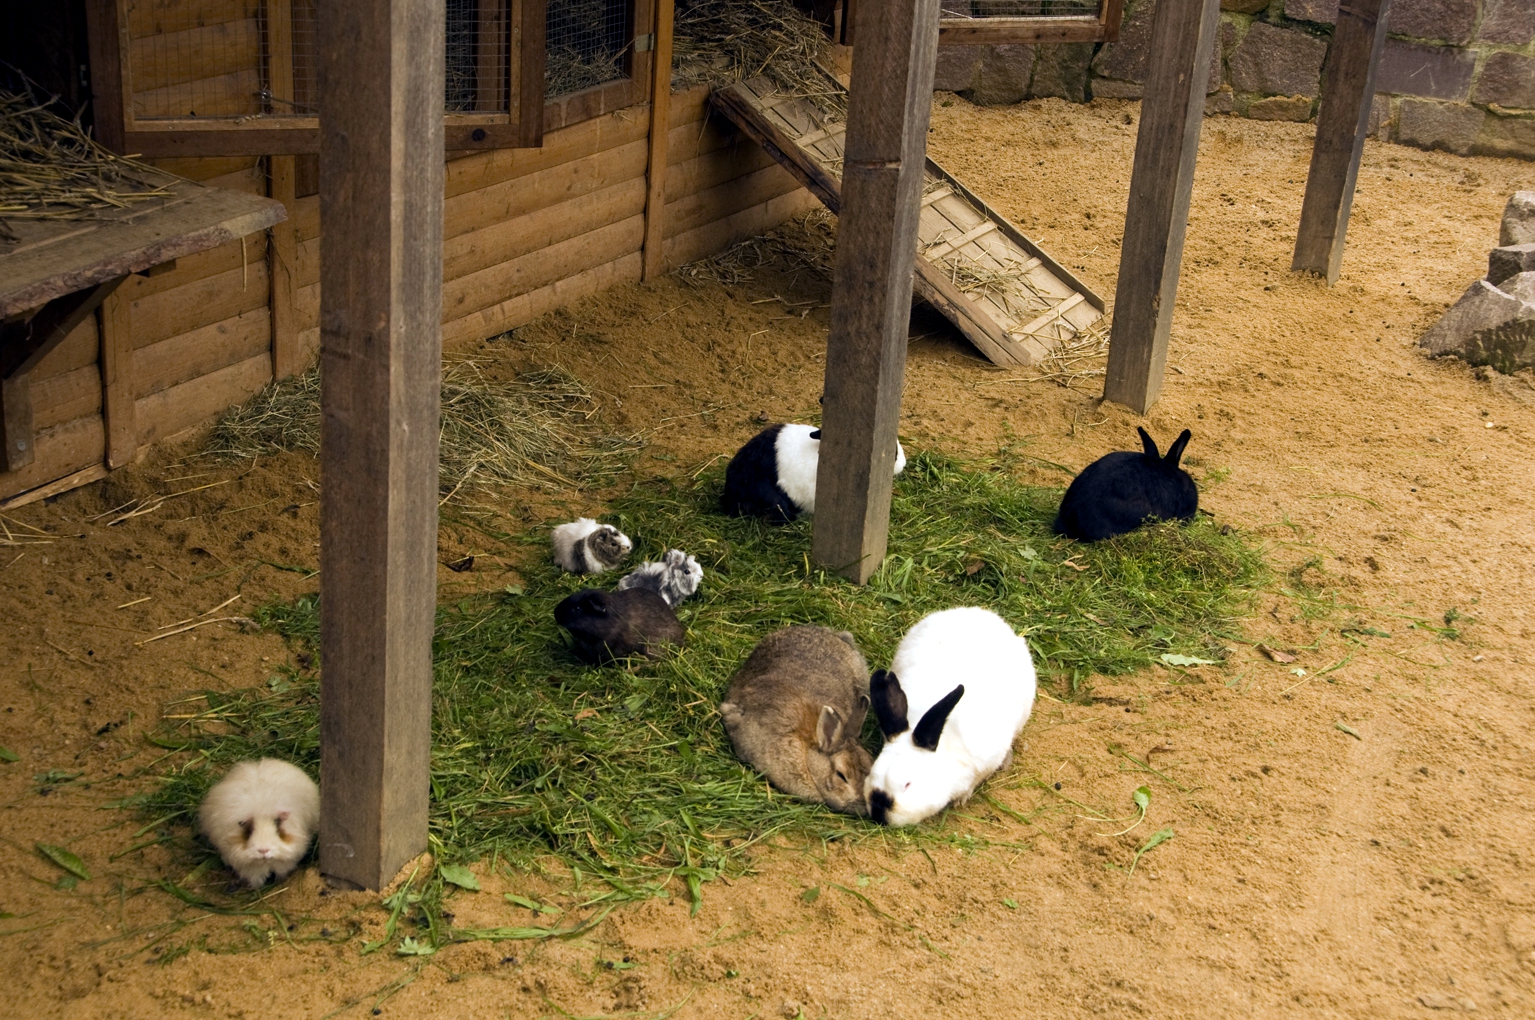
xmin=940 ymin=1 xmax=1102 ymax=16
xmin=446 ymin=0 xmax=511 ymax=112
xmin=546 ymin=0 xmax=631 ymax=99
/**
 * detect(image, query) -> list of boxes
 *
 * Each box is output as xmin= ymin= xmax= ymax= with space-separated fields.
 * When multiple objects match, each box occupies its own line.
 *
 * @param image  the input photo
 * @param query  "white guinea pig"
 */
xmin=198 ymin=758 xmax=320 ymax=887
xmin=864 ymin=607 xmax=1036 ymax=827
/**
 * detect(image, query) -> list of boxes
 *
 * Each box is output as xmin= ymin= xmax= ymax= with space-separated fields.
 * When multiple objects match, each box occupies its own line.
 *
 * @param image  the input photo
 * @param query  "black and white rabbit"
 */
xmin=551 ymin=517 xmax=633 ymax=574
xmin=616 ymin=549 xmax=704 ymax=607
xmin=554 ymin=587 xmax=684 ymax=664
xmin=1053 ymin=427 xmax=1198 ymax=542
xmin=720 ymin=423 xmax=906 ymax=523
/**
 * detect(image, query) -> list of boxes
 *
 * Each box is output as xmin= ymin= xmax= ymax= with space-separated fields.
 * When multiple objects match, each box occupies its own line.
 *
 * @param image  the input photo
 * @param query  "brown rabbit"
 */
xmin=719 ymin=626 xmax=874 ymax=816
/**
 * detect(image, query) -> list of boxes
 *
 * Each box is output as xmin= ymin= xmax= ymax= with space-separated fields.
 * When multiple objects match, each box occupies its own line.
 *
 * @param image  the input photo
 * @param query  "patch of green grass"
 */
xmin=136 ymin=450 xmax=1266 ymax=943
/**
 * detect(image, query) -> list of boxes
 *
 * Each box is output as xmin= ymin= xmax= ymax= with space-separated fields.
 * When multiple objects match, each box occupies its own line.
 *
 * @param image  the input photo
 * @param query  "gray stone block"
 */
xmin=1388 ymin=0 xmax=1479 ymax=46
xmin=1489 ymin=245 xmax=1535 ymax=287
xmin=1091 ymin=79 xmax=1145 ymax=99
xmin=1472 ymin=114 xmax=1535 ymax=161
xmin=1473 ymin=52 xmax=1535 ymax=111
xmin=1368 ymin=93 xmax=1392 ymax=138
xmin=1505 ymin=271 xmax=1535 ymax=306
xmin=1030 ymin=43 xmax=1095 ymax=103
xmin=1091 ymin=0 xmax=1223 ymax=91
xmin=966 ymin=45 xmax=1034 ymax=106
xmin=1247 ymin=95 xmax=1314 ymax=121
xmin=1229 ymin=22 xmax=1328 ymax=99
xmin=935 ymin=45 xmax=984 ymax=93
xmin=1418 ymin=280 xmax=1535 ymax=374
xmin=1397 ymin=98 xmax=1486 ymax=155
xmin=1223 ymin=0 xmax=1270 ymax=13
xmin=1502 ymin=192 xmax=1535 ymax=247
xmin=1481 ymin=0 xmax=1535 ymax=46
xmin=1376 ymin=40 xmax=1476 ymax=102
xmin=1206 ymin=85 xmax=1235 ymax=116
xmin=1284 ymin=0 xmax=1337 ymax=23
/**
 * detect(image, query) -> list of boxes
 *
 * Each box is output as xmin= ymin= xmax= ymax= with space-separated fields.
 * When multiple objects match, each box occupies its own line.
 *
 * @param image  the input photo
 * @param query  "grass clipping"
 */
xmin=205 ymin=363 xmax=635 ymax=496
xmin=139 ymin=449 xmax=1265 ymax=944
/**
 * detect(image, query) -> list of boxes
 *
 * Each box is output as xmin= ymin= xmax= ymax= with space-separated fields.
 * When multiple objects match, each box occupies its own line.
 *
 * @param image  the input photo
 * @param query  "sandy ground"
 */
xmin=3 ymin=97 xmax=1535 ymax=1019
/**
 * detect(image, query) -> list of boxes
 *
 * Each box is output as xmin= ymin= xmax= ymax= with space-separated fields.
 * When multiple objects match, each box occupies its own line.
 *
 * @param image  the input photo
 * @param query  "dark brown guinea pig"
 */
xmin=554 ymin=588 xmax=685 ymax=664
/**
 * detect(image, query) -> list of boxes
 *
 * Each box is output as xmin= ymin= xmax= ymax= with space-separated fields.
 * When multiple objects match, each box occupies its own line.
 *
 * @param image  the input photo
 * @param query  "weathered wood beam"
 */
xmin=812 ymin=0 xmax=941 ymax=584
xmin=643 ymin=0 xmax=676 ymax=280
xmin=317 ymin=0 xmax=444 ymax=892
xmin=1102 ymin=0 xmax=1220 ymax=415
xmin=1292 ymin=0 xmax=1391 ymax=284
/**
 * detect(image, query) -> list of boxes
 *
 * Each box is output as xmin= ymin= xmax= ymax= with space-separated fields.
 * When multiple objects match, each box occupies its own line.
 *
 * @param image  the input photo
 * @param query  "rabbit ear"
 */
xmin=809 ymin=429 xmax=821 ymax=440
xmin=851 ymin=693 xmax=871 ymax=735
xmin=816 ymin=706 xmax=845 ymax=752
xmin=1164 ymin=428 xmax=1192 ymax=466
xmin=1138 ymin=427 xmax=1159 ymax=458
xmin=912 ymin=684 xmax=965 ymax=751
xmin=870 ymin=670 xmax=909 ymax=737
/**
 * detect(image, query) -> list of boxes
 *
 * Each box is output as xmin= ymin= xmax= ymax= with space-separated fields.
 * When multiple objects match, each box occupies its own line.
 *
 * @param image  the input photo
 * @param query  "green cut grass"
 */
xmin=138 ymin=450 xmax=1266 ymax=938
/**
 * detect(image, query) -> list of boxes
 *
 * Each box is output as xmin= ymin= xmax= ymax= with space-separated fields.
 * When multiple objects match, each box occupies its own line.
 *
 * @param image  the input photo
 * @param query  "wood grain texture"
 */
xmin=132 ymin=308 xmax=270 ymax=399
xmin=1291 ymin=0 xmax=1390 ymax=285
xmin=515 ymin=0 xmax=546 ymax=147
xmin=98 ymin=286 xmax=138 ymax=467
xmin=84 ymin=0 xmax=128 ymax=153
xmin=936 ymin=16 xmax=1108 ymax=46
xmin=642 ymin=0 xmax=676 ymax=280
xmin=268 ymin=154 xmax=305 ymax=377
xmin=442 ymin=251 xmax=643 ymax=345
xmin=317 ymin=0 xmax=443 ymax=892
xmin=0 ymin=417 xmax=106 ymax=503
xmin=813 ymin=0 xmax=941 ymax=584
xmin=133 ymin=351 xmax=269 ymax=446
xmin=1102 ymin=0 xmax=1220 ymax=415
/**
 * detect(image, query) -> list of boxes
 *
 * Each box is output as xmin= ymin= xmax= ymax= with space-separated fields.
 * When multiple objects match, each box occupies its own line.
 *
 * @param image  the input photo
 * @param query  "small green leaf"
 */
xmin=1020 ymin=547 xmax=1038 ymax=560
xmin=1001 ymin=898 xmax=1018 ymax=910
xmin=0 ymin=746 xmax=19 ymax=763
xmin=855 ymin=875 xmax=870 ymax=888
xmin=1160 ymin=653 xmax=1217 ymax=667
xmin=36 ymin=843 xmax=90 ymax=881
xmin=1133 ymin=786 xmax=1151 ymax=812
xmin=1334 ymin=721 xmax=1362 ymax=740
xmin=502 ymin=584 xmax=524 ymax=597
xmin=799 ymin=886 xmax=820 ymax=904
xmin=439 ymin=863 xmax=479 ymax=890
xmin=396 ymin=937 xmax=436 ymax=956
xmin=1129 ymin=827 xmax=1175 ymax=875
xmin=504 ymin=893 xmax=558 ymax=915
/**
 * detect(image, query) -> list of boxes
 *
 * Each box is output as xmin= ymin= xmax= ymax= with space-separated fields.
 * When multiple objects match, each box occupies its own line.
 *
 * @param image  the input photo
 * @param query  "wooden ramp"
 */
xmin=711 ymin=76 xmax=1105 ymax=368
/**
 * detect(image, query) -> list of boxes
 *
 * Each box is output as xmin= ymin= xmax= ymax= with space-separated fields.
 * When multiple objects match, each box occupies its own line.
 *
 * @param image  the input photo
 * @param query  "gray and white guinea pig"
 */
xmin=615 ymin=548 xmax=704 ymax=607
xmin=198 ymin=758 xmax=320 ymax=888
xmin=554 ymin=587 xmax=684 ymax=664
xmin=865 ymin=607 xmax=1036 ymax=827
xmin=718 ymin=626 xmax=873 ymax=816
xmin=551 ymin=517 xmax=633 ymax=574
xmin=720 ymin=424 xmax=907 ymax=523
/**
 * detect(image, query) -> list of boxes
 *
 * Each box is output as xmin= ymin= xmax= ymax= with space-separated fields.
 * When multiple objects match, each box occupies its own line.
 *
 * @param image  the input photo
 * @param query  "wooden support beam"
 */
xmin=98 ymin=283 xmax=137 ymax=468
xmin=269 ymin=155 xmax=304 ymax=378
xmin=317 ymin=0 xmax=444 ymax=892
xmin=812 ymin=0 xmax=941 ymax=584
xmin=1102 ymin=0 xmax=1220 ymax=415
xmin=514 ymin=0 xmax=547 ymax=148
xmin=1291 ymin=0 xmax=1391 ymax=285
xmin=643 ymin=0 xmax=676 ymax=281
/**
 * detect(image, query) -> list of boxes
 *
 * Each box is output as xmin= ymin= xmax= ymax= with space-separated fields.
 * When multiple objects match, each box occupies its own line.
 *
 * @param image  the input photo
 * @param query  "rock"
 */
xmin=1091 ymin=0 xmax=1222 ymax=92
xmin=965 ymin=45 xmax=1034 ymax=106
xmin=1505 ymin=271 xmax=1535 ymax=306
xmin=1473 ymin=52 xmax=1535 ymax=110
xmin=1228 ymin=22 xmax=1328 ymax=99
xmin=1247 ymin=95 xmax=1313 ymax=121
xmin=1092 ymin=79 xmax=1145 ymax=99
xmin=1029 ymin=43 xmax=1095 ymax=103
xmin=1488 ymin=244 xmax=1535 ymax=286
xmin=1502 ymin=193 xmax=1535 ymax=246
xmin=1206 ymin=85 xmax=1235 ymax=116
xmin=1419 ymin=280 xmax=1535 ymax=374
xmin=1389 ymin=0 xmax=1479 ymax=46
xmin=934 ymin=45 xmax=984 ymax=93
xmin=1480 ymin=0 xmax=1535 ymax=46
xmin=1473 ymin=114 xmax=1535 ymax=161
xmin=1396 ymin=98 xmax=1485 ymax=155
xmin=1223 ymin=0 xmax=1270 ymax=13
xmin=1284 ymin=0 xmax=1337 ymax=23
xmin=1376 ymin=40 xmax=1476 ymax=101
xmin=1368 ymin=93 xmax=1392 ymax=138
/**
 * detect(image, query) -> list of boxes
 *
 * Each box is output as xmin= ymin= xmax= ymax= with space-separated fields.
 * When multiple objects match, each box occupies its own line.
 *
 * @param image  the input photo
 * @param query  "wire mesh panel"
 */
xmin=546 ymin=0 xmax=631 ymax=98
xmin=447 ymin=0 xmax=512 ymax=112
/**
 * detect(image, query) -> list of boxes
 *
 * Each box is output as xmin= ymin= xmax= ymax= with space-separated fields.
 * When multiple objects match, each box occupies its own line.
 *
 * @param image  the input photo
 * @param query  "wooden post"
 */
xmin=642 ymin=0 xmax=675 ymax=281
xmin=1102 ymin=0 xmax=1220 ymax=415
xmin=98 ymin=283 xmax=137 ymax=468
xmin=317 ymin=0 xmax=444 ymax=891
xmin=513 ymin=0 xmax=547 ymax=148
xmin=268 ymin=156 xmax=303 ymax=379
xmin=82 ymin=0 xmax=127 ymax=153
xmin=1291 ymin=0 xmax=1391 ymax=284
xmin=811 ymin=0 xmax=941 ymax=584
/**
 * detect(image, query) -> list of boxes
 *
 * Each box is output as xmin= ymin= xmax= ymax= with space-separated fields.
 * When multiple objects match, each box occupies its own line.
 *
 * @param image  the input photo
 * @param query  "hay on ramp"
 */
xmin=672 ymin=0 xmax=845 ymax=114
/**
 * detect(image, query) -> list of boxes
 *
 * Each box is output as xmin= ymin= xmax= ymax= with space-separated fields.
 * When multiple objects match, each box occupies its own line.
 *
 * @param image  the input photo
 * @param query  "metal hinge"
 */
xmin=634 ymin=33 xmax=654 ymax=52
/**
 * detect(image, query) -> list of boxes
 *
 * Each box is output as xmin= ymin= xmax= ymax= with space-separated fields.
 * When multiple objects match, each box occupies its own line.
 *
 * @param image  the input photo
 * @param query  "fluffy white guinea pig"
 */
xmin=198 ymin=758 xmax=320 ymax=887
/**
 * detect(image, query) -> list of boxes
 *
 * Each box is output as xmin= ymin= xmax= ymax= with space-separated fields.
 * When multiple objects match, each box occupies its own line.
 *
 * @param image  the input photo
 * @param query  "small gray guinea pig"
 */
xmin=718 ymin=625 xmax=874 ymax=816
xmin=554 ymin=587 xmax=684 ymax=663
xmin=616 ymin=548 xmax=704 ymax=607
xmin=551 ymin=517 xmax=633 ymax=574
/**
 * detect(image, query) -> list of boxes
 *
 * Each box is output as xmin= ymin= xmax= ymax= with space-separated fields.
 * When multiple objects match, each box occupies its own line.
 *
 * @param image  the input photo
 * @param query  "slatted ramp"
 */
xmin=711 ymin=75 xmax=1105 ymax=368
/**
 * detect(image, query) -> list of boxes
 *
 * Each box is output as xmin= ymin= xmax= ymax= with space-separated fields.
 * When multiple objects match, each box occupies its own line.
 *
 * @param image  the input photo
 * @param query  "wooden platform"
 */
xmin=711 ymin=75 xmax=1105 ymax=367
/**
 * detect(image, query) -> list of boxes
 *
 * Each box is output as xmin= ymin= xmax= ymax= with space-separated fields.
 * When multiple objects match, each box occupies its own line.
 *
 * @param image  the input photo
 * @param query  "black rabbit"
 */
xmin=554 ymin=588 xmax=685 ymax=664
xmin=1053 ymin=428 xmax=1198 ymax=541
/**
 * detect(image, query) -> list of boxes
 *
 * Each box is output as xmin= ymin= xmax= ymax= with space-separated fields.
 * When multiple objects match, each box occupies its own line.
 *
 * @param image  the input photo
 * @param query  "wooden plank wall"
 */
xmin=0 ymin=84 xmax=815 ymax=501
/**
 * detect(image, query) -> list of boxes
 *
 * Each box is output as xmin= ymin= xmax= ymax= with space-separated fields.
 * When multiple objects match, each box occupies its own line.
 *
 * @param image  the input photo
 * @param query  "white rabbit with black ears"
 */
xmin=864 ymin=607 xmax=1036 ymax=827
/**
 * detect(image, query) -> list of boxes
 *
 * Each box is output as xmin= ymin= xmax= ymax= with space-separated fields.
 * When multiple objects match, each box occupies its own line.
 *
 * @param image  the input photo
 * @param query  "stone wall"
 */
xmin=933 ymin=0 xmax=1535 ymax=161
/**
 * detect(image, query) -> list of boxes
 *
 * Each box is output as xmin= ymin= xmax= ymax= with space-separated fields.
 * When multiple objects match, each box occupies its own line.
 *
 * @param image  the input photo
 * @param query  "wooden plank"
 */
xmin=133 ymin=68 xmax=264 ymax=119
xmin=443 ymin=113 xmax=648 ymax=199
xmin=33 ymin=316 xmax=101 ymax=380
xmin=922 ymin=220 xmax=998 ymax=260
xmin=663 ymin=188 xmax=821 ymax=268
xmin=202 ymin=163 xmax=268 ymax=195
xmin=544 ymin=77 xmax=645 ymax=135
xmin=664 ymin=114 xmax=741 ymax=170
xmin=130 ymin=261 xmax=270 ymax=347
xmin=443 ymin=139 xmax=648 ymax=239
xmin=936 ymin=16 xmax=1108 ymax=47
xmin=443 ymin=178 xmax=647 ymax=283
xmin=317 ymin=0 xmax=442 ymax=892
xmin=663 ymin=163 xmax=806 ymax=240
xmin=127 ymin=19 xmax=261 ymax=93
xmin=1102 ymin=0 xmax=1220 ymax=415
xmin=1291 ymin=0 xmax=1391 ymax=285
xmin=84 ymin=0 xmax=128 ymax=153
xmin=33 ymin=366 xmax=103 ymax=431
xmin=514 ymin=0 xmax=546 ymax=147
xmin=132 ymin=308 xmax=271 ymax=398
xmin=148 ymin=155 xmax=260 ymax=182
xmin=133 ymin=351 xmax=270 ymax=446
xmin=812 ymin=0 xmax=941 ymax=585
xmin=476 ymin=0 xmax=507 ymax=113
xmin=443 ymin=214 xmax=645 ymax=321
xmin=0 ymin=463 xmax=111 ymax=510
xmin=265 ymin=0 xmax=297 ymax=116
xmin=643 ymin=0 xmax=676 ymax=280
xmin=122 ymin=126 xmax=320 ymax=157
xmin=269 ymin=154 xmax=305 ymax=377
xmin=0 ymin=417 xmax=106 ymax=503
xmin=132 ymin=234 xmax=265 ymax=299
xmin=664 ymin=142 xmax=780 ymax=205
xmin=127 ymin=0 xmax=259 ymax=39
xmin=442 ymin=251 xmax=643 ymax=345
xmin=98 ymin=285 xmax=138 ymax=467
xmin=1101 ymin=0 xmax=1126 ymax=43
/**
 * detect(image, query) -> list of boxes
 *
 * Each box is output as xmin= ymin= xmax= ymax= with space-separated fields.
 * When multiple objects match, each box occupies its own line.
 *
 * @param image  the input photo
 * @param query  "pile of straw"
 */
xmin=675 ymin=207 xmax=837 ymax=285
xmin=673 ymin=0 xmax=846 ymax=113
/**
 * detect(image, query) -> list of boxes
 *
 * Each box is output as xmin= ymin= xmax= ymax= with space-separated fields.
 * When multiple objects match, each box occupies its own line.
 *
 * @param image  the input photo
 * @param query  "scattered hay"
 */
xmin=673 ymin=0 xmax=846 ymax=115
xmin=205 ymin=363 xmax=636 ymax=496
xmin=136 ymin=449 xmax=1266 ymax=944
xmin=674 ymin=207 xmax=837 ymax=286
xmin=546 ymin=0 xmax=630 ymax=98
